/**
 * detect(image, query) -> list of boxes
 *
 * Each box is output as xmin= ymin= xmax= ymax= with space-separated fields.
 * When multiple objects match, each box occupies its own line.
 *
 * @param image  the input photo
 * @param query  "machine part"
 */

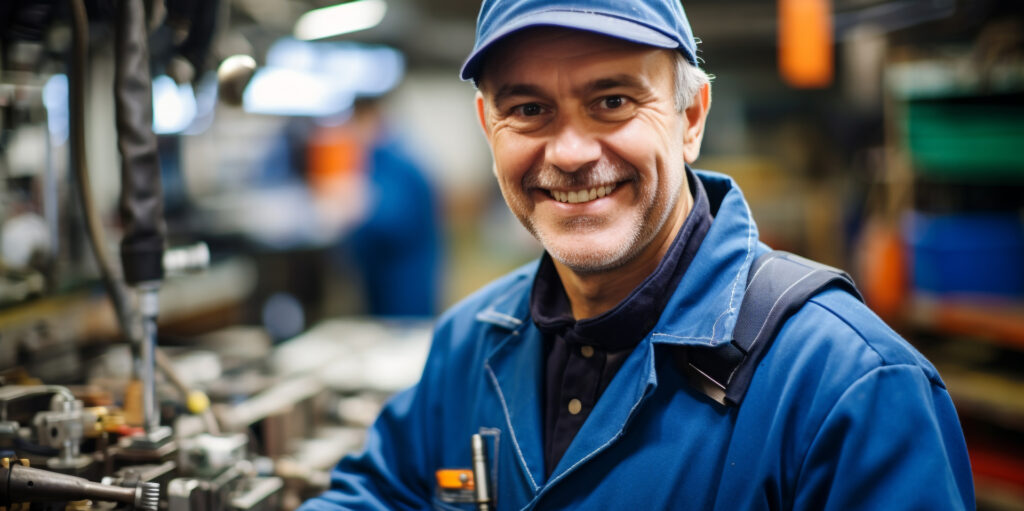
xmin=115 ymin=0 xmax=166 ymax=286
xmin=167 ymin=478 xmax=203 ymax=511
xmin=67 ymin=0 xmax=132 ymax=339
xmin=163 ymin=243 xmax=211 ymax=276
xmin=104 ymin=460 xmax=178 ymax=492
xmin=179 ymin=433 xmax=247 ymax=478
xmin=0 ymin=459 xmax=159 ymax=510
xmin=0 ymin=213 xmax=51 ymax=271
xmin=114 ymin=0 xmax=167 ymax=439
xmin=168 ymin=472 xmax=283 ymax=511
xmin=31 ymin=393 xmax=94 ymax=470
xmin=230 ymin=477 xmax=283 ymax=511
xmin=216 ymin=55 xmax=257 ymax=106
xmin=119 ymin=424 xmax=174 ymax=452
xmin=167 ymin=458 xmax=246 ymax=511
xmin=138 ymin=284 xmax=161 ymax=435
xmin=0 ymin=385 xmax=75 ymax=417
xmin=153 ymin=344 xmax=221 ymax=434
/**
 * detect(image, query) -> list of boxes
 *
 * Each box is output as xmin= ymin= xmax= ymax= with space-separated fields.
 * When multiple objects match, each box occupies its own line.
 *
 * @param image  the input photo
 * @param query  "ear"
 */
xmin=475 ymin=90 xmax=491 ymax=139
xmin=682 ymin=82 xmax=711 ymax=164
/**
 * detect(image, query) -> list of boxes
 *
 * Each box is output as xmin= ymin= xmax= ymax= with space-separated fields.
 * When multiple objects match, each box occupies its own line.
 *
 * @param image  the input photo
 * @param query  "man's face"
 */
xmin=476 ymin=28 xmax=706 ymax=275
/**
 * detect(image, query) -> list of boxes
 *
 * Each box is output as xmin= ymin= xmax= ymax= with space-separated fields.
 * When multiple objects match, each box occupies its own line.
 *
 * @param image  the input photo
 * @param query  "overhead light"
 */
xmin=294 ymin=0 xmax=387 ymax=41
xmin=152 ymin=75 xmax=197 ymax=134
xmin=242 ymin=68 xmax=354 ymax=117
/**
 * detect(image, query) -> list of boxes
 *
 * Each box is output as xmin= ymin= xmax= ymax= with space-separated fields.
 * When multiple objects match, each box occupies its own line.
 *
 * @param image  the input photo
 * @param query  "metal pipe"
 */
xmin=114 ymin=0 xmax=166 ymax=436
xmin=137 ymin=284 xmax=160 ymax=433
xmin=0 ymin=463 xmax=159 ymax=510
xmin=67 ymin=0 xmax=131 ymax=338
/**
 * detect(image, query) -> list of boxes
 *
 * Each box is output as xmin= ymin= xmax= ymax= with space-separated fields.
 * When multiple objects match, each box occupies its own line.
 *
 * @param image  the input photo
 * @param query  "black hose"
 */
xmin=115 ymin=0 xmax=165 ymax=286
xmin=68 ymin=0 xmax=131 ymax=338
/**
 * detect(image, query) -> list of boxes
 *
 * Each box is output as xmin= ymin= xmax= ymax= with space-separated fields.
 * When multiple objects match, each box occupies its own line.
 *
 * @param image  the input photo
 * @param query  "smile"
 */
xmin=548 ymin=184 xmax=617 ymax=204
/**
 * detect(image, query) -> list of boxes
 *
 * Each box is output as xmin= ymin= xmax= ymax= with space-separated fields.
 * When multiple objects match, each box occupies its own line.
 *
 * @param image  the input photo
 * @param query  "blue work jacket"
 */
xmin=301 ymin=171 xmax=975 ymax=510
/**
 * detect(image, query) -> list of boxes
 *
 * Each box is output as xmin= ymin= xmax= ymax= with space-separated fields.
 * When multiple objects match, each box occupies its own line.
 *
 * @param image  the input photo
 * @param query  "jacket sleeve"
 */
xmin=298 ymin=327 xmax=450 ymax=510
xmin=793 ymin=364 xmax=975 ymax=510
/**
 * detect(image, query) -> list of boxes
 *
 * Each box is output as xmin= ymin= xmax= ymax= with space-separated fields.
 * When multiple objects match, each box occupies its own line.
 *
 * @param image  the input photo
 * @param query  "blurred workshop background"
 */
xmin=0 ymin=0 xmax=1023 ymax=509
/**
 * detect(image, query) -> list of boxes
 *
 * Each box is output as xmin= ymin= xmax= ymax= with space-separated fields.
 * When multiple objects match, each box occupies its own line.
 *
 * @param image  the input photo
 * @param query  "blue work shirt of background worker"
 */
xmin=344 ymin=130 xmax=442 ymax=316
xmin=299 ymin=170 xmax=974 ymax=510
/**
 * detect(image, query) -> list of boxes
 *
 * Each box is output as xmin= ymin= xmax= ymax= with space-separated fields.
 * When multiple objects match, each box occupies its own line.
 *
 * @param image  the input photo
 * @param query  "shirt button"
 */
xmin=580 ymin=345 xmax=595 ymax=358
xmin=568 ymin=398 xmax=582 ymax=415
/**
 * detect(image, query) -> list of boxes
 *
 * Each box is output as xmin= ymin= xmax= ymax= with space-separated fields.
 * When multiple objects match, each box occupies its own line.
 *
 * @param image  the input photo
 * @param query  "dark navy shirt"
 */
xmin=530 ymin=167 xmax=713 ymax=477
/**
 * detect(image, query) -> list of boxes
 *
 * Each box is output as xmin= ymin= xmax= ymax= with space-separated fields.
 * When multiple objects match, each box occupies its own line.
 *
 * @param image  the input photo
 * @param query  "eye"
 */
xmin=600 ymin=96 xmax=625 ymax=109
xmin=512 ymin=103 xmax=545 ymax=117
xmin=591 ymin=95 xmax=635 ymax=121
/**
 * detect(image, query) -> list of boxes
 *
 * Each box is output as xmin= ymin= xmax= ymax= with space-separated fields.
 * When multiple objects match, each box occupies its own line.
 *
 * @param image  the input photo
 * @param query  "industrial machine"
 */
xmin=0 ymin=1 xmax=428 ymax=509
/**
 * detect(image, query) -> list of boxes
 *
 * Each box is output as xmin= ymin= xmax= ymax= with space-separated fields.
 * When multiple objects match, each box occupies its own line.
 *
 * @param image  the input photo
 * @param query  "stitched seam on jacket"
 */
xmin=477 ymin=309 xmax=523 ymax=327
xmin=651 ymin=200 xmax=754 ymax=344
xmin=803 ymin=298 xmax=888 ymax=367
xmin=476 ymin=274 xmax=533 ymax=327
xmin=650 ymin=333 xmax=718 ymax=345
xmin=705 ymin=198 xmax=755 ymax=343
xmin=484 ymin=361 xmax=539 ymax=492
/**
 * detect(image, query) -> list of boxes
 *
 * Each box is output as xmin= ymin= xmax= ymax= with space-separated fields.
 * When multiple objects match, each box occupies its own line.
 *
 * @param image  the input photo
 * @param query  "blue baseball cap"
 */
xmin=461 ymin=0 xmax=698 ymax=82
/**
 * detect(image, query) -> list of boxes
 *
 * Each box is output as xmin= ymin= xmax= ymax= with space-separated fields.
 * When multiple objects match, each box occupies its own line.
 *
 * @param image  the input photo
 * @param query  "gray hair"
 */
xmin=673 ymin=51 xmax=711 ymax=112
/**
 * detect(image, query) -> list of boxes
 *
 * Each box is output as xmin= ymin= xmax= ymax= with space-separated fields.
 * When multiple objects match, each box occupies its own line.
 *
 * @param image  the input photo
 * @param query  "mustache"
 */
xmin=523 ymin=160 xmax=634 ymax=190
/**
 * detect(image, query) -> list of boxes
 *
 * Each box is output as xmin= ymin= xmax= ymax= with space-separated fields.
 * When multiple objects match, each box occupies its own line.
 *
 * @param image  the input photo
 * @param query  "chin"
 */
xmin=541 ymin=230 xmax=643 ymax=275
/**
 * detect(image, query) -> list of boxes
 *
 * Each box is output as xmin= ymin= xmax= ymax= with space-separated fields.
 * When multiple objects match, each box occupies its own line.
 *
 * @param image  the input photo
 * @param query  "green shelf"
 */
xmin=903 ymin=101 xmax=1024 ymax=180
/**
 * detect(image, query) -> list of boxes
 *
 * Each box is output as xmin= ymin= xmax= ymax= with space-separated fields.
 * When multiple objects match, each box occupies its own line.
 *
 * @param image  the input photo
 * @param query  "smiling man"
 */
xmin=300 ymin=1 xmax=974 ymax=510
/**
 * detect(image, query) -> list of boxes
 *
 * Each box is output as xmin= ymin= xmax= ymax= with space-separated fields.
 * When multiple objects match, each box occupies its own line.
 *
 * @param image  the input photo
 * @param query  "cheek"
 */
xmin=604 ymin=123 xmax=662 ymax=174
xmin=605 ymin=115 xmax=685 ymax=177
xmin=492 ymin=133 xmax=541 ymax=186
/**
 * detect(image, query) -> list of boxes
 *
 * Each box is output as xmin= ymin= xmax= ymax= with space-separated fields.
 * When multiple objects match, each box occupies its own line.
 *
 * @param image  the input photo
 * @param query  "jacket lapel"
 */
xmin=483 ymin=322 xmax=547 ymax=492
xmin=545 ymin=336 xmax=658 ymax=485
xmin=476 ymin=271 xmax=548 ymax=493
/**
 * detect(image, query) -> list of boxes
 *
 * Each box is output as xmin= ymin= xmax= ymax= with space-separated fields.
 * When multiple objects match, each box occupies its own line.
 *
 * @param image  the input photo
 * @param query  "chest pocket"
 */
xmin=434 ymin=428 xmax=501 ymax=510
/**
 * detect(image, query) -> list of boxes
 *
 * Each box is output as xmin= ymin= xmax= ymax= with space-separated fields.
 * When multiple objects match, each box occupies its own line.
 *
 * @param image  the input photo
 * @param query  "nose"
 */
xmin=545 ymin=117 xmax=601 ymax=173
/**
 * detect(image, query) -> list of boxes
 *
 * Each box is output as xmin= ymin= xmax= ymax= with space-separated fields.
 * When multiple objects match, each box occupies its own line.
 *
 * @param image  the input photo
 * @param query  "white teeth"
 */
xmin=550 ymin=184 xmax=616 ymax=204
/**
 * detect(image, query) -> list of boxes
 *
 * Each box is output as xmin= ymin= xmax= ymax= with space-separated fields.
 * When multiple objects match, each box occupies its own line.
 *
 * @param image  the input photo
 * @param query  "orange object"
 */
xmin=778 ymin=0 xmax=834 ymax=88
xmin=855 ymin=220 xmax=909 ymax=322
xmin=123 ymin=379 xmax=144 ymax=427
xmin=436 ymin=469 xmax=475 ymax=490
xmin=307 ymin=125 xmax=364 ymax=196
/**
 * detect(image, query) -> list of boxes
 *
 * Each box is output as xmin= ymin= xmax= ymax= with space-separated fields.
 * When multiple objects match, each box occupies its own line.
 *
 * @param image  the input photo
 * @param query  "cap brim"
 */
xmin=460 ymin=10 xmax=681 ymax=82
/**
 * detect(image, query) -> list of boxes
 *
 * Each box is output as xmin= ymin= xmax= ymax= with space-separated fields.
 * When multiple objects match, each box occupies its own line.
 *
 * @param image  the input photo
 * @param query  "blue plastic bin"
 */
xmin=904 ymin=211 xmax=1024 ymax=297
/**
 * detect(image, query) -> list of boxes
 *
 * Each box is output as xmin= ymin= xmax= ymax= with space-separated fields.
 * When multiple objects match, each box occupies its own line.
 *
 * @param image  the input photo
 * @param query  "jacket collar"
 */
xmin=475 ymin=170 xmax=758 ymax=348
xmin=648 ymin=170 xmax=758 ymax=348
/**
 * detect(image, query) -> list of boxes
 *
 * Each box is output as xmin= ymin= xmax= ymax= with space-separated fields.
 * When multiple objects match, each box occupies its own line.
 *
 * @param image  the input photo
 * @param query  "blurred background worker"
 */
xmin=236 ymin=40 xmax=444 ymax=331
xmin=323 ymin=97 xmax=442 ymax=317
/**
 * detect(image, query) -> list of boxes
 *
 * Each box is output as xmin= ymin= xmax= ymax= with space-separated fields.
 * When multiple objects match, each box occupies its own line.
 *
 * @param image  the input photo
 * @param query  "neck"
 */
xmin=554 ymin=188 xmax=694 ymax=320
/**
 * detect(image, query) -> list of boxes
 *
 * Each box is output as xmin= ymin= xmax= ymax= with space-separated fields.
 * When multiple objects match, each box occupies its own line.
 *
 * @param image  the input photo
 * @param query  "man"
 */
xmin=301 ymin=0 xmax=974 ymax=509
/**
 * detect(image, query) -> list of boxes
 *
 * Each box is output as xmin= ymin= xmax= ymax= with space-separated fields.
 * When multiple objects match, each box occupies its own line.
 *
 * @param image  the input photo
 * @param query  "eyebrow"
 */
xmin=581 ymin=74 xmax=648 ymax=96
xmin=491 ymin=74 xmax=649 ymax=107
xmin=492 ymin=83 xmax=546 ymax=107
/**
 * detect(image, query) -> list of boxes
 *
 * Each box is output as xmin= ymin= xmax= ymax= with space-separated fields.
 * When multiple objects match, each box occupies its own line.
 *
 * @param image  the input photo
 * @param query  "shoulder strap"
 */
xmin=684 ymin=251 xmax=863 ymax=406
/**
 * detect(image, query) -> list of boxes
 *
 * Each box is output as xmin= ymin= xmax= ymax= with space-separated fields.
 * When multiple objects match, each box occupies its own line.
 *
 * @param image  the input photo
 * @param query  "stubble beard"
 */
xmin=505 ymin=160 xmax=682 ymax=275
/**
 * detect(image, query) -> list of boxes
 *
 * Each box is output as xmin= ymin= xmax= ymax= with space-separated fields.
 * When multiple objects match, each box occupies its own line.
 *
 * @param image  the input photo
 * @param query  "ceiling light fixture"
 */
xmin=294 ymin=0 xmax=387 ymax=41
